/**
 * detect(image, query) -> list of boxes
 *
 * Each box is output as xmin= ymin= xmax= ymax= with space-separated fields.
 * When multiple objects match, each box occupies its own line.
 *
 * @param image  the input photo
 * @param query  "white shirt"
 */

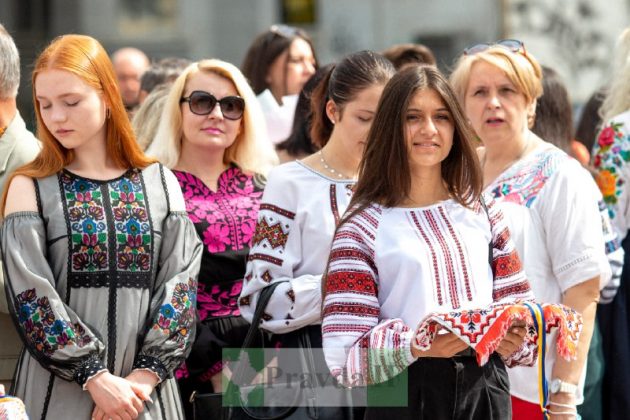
xmin=322 ymin=197 xmax=534 ymax=385
xmin=239 ymin=160 xmax=354 ymax=333
xmin=485 ymin=143 xmax=611 ymax=404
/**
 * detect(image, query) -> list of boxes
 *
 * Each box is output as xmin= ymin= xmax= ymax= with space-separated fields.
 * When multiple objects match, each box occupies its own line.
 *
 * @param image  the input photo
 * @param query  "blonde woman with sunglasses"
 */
xmin=451 ymin=41 xmax=612 ymax=419
xmin=147 ymin=59 xmax=277 ymax=418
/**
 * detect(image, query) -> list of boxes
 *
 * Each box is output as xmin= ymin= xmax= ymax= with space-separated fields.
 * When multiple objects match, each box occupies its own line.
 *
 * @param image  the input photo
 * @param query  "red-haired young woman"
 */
xmin=0 ymin=34 xmax=202 ymax=419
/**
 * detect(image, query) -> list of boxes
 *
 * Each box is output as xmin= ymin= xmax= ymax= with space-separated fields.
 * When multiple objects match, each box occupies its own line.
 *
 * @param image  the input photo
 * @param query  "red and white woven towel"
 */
xmin=412 ymin=302 xmax=582 ymax=366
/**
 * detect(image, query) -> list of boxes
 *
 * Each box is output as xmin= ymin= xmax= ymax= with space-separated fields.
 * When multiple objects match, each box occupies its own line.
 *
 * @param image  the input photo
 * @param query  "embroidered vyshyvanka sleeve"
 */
xmin=1 ymin=212 xmax=107 ymax=387
xmin=486 ymin=198 xmax=538 ymax=367
xmin=322 ymin=206 xmax=416 ymax=386
xmin=593 ymin=115 xmax=630 ymax=241
xmin=486 ymin=198 xmax=534 ymax=304
xmin=132 ymin=171 xmax=203 ymax=382
xmin=239 ymin=168 xmax=323 ymax=334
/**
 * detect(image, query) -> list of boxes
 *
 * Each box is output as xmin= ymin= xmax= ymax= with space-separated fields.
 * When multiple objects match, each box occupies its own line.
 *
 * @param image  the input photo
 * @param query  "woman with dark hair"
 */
xmin=239 ymin=50 xmax=394 ymax=334
xmin=276 ymin=64 xmax=333 ymax=162
xmin=238 ymin=49 xmax=393 ymax=419
xmin=322 ymin=65 xmax=534 ymax=419
xmin=532 ymin=66 xmax=591 ymax=165
xmin=242 ymin=24 xmax=317 ymax=144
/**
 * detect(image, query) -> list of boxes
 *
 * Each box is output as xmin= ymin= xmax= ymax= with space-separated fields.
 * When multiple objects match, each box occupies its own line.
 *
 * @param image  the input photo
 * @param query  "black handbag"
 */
xmin=190 ymin=281 xmax=352 ymax=420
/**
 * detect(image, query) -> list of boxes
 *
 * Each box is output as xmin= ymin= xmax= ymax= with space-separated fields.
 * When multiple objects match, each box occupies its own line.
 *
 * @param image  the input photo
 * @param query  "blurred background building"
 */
xmin=0 ymin=0 xmax=628 ymax=125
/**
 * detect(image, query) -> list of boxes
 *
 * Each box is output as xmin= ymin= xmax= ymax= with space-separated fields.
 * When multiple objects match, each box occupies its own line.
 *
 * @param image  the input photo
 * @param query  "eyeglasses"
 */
xmin=270 ymin=24 xmax=301 ymax=38
xmin=180 ymin=90 xmax=245 ymax=120
xmin=463 ymin=39 xmax=527 ymax=56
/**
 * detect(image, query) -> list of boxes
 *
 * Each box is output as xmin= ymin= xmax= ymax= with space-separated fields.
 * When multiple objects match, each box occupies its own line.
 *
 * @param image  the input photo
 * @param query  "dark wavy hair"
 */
xmin=276 ymin=64 xmax=334 ymax=157
xmin=241 ymin=25 xmax=317 ymax=96
xmin=309 ymin=50 xmax=395 ymax=148
xmin=342 ymin=65 xmax=483 ymax=222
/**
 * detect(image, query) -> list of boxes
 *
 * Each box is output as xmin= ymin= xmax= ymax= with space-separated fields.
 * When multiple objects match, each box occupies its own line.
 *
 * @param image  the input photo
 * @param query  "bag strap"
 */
xmin=241 ymin=280 xmax=288 ymax=350
xmin=479 ymin=196 xmax=494 ymax=268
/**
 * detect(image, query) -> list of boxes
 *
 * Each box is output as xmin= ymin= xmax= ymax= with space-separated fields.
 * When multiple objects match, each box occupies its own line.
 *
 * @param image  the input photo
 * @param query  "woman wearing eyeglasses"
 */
xmin=147 ymin=59 xmax=277 ymax=417
xmin=450 ymin=40 xmax=611 ymax=419
xmin=242 ymin=24 xmax=318 ymax=145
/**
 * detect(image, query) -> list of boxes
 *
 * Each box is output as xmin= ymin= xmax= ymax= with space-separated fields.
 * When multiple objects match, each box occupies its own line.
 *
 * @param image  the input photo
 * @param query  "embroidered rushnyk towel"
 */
xmin=412 ymin=302 xmax=582 ymax=366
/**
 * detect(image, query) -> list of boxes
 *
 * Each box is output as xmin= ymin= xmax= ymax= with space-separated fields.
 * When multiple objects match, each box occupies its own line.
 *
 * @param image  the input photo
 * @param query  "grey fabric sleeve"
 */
xmin=1 ymin=212 xmax=107 ymax=385
xmin=132 ymin=211 xmax=202 ymax=381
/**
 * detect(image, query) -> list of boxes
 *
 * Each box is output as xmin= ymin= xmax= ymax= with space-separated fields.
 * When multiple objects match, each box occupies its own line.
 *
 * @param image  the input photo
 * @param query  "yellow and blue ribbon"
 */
xmin=523 ymin=302 xmax=548 ymax=419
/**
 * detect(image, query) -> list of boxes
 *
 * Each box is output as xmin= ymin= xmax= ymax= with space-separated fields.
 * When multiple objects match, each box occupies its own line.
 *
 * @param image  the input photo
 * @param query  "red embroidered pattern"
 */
xmin=410 ymin=211 xmax=443 ymax=305
xmin=252 ymin=217 xmax=289 ymax=250
xmin=286 ymin=289 xmax=295 ymax=303
xmin=326 ymin=271 xmax=377 ymax=295
xmin=424 ymin=209 xmax=460 ymax=308
xmin=439 ymin=207 xmax=473 ymax=302
xmin=247 ymin=253 xmax=283 ymax=266
xmin=328 ymin=248 xmax=376 ymax=271
xmin=494 ymin=227 xmax=510 ymax=250
xmin=260 ymin=270 xmax=273 ymax=283
xmin=414 ymin=302 xmax=582 ymax=366
xmin=330 ymin=184 xmax=340 ymax=225
xmin=493 ymin=251 xmax=522 ymax=279
xmin=323 ymin=303 xmax=380 ymax=318
xmin=493 ymin=281 xmax=531 ymax=300
xmin=259 ymin=203 xmax=296 ymax=219
xmin=239 ymin=295 xmax=251 ymax=306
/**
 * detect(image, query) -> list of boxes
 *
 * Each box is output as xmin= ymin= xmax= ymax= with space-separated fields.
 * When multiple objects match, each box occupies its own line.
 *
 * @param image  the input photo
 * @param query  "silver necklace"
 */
xmin=319 ymin=150 xmax=348 ymax=179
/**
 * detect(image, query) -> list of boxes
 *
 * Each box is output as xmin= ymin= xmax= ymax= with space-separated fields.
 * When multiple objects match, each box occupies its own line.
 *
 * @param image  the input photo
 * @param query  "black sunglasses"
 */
xmin=180 ymin=90 xmax=245 ymax=120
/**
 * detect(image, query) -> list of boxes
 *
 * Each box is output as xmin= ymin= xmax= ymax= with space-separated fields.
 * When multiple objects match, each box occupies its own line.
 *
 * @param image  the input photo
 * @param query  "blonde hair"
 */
xmin=147 ymin=59 xmax=278 ymax=174
xmin=132 ymin=83 xmax=171 ymax=151
xmin=450 ymin=45 xmax=543 ymax=106
xmin=600 ymin=28 xmax=630 ymax=122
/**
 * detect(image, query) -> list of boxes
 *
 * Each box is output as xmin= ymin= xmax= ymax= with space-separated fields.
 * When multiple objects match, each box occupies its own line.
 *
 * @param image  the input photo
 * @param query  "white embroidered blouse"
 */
xmin=238 ymin=161 xmax=354 ymax=333
xmin=484 ymin=143 xmax=614 ymax=404
xmin=322 ymin=197 xmax=535 ymax=386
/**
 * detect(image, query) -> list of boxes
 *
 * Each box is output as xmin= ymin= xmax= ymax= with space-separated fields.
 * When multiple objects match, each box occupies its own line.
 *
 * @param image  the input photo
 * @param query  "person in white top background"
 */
xmin=241 ymin=24 xmax=317 ymax=145
xmin=591 ymin=25 xmax=630 ymax=420
xmin=450 ymin=40 xmax=611 ymax=419
xmin=238 ymin=50 xmax=395 ymax=419
xmin=322 ymin=64 xmax=534 ymax=419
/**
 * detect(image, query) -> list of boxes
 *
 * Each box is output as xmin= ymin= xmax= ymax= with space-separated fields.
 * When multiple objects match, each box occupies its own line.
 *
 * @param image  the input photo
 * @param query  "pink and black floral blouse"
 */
xmin=172 ymin=166 xmax=266 ymax=321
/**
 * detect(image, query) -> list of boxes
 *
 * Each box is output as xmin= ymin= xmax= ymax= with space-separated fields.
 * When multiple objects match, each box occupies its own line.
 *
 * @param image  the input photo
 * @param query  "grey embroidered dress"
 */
xmin=0 ymin=163 xmax=202 ymax=419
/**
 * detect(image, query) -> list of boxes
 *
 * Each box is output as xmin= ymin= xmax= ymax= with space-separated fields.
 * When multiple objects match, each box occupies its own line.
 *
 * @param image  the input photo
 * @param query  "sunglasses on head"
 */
xmin=180 ymin=90 xmax=245 ymax=120
xmin=463 ymin=39 xmax=526 ymax=56
xmin=270 ymin=24 xmax=301 ymax=38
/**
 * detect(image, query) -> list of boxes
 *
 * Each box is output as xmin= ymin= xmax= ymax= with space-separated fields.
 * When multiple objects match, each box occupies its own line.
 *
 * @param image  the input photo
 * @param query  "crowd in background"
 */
xmin=0 ymin=19 xmax=629 ymax=420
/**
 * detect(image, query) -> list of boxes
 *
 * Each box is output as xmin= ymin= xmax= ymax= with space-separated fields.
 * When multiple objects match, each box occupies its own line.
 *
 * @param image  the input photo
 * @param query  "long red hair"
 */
xmin=1 ymin=34 xmax=154 ymax=212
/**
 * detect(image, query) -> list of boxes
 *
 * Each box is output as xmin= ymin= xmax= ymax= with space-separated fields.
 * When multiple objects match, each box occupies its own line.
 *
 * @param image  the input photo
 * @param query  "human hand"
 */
xmin=125 ymin=369 xmax=158 ymax=403
xmin=86 ymin=372 xmax=144 ymax=420
xmin=412 ymin=328 xmax=469 ymax=358
xmin=495 ymin=320 xmax=527 ymax=357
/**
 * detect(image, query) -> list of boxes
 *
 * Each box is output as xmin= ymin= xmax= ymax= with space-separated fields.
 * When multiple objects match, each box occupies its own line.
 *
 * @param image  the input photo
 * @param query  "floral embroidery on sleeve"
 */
xmin=16 ymin=289 xmax=92 ymax=356
xmin=593 ymin=121 xmax=630 ymax=214
xmin=153 ymin=278 xmax=197 ymax=348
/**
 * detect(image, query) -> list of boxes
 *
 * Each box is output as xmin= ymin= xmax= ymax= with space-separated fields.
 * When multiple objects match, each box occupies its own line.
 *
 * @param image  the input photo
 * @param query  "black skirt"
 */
xmin=364 ymin=352 xmax=511 ymax=420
